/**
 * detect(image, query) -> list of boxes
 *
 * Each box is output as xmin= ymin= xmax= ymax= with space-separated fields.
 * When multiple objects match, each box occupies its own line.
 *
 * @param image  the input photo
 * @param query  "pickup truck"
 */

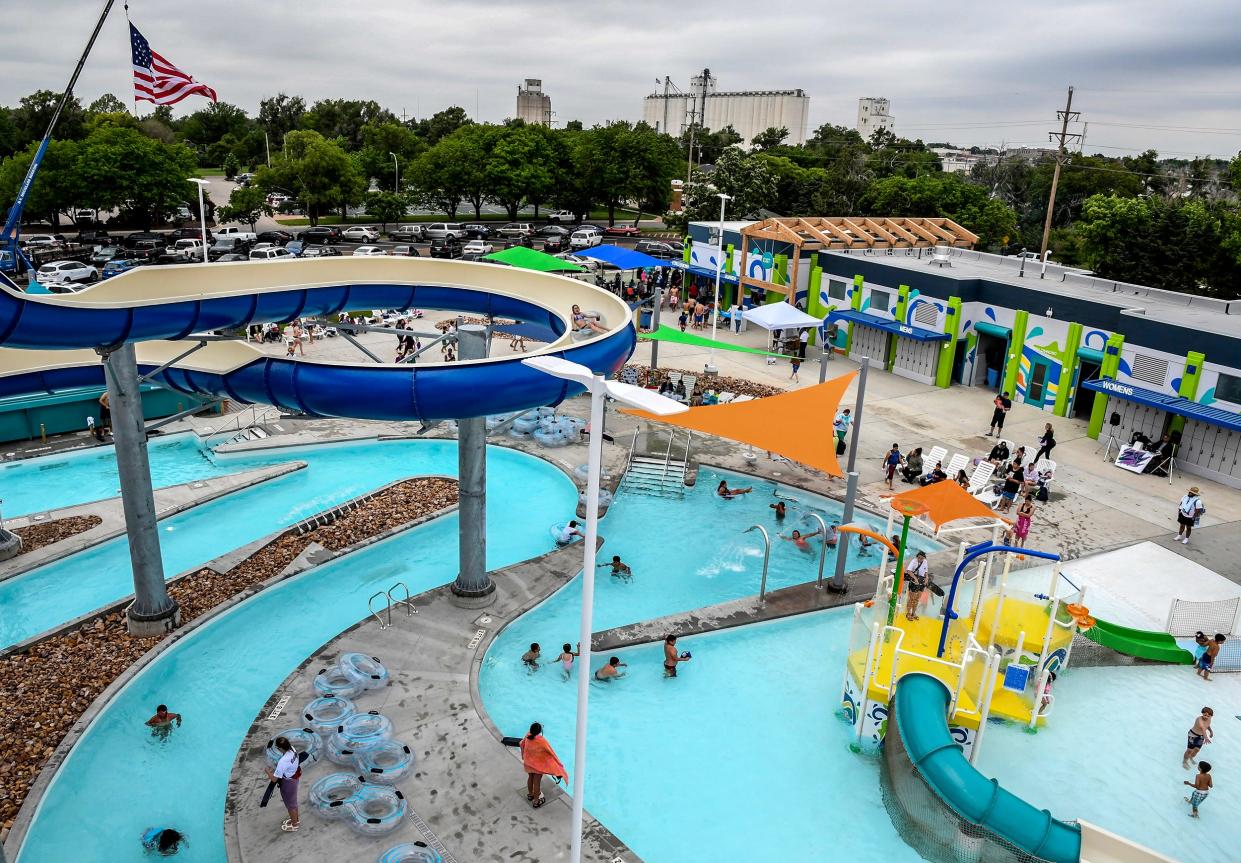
xmin=160 ymin=238 xmax=207 ymax=263
xmin=215 ymin=226 xmax=258 ymax=242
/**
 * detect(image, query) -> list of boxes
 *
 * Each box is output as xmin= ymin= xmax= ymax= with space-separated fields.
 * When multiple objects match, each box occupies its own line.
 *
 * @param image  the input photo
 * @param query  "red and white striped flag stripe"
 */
xmin=130 ymin=22 xmax=217 ymax=106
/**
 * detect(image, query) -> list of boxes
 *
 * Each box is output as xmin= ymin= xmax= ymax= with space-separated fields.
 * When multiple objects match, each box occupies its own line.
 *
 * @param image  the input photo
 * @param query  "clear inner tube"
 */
xmin=302 ymin=695 xmax=356 ymax=736
xmin=353 ymin=740 xmax=415 ymax=785
xmin=379 ymin=841 xmax=443 ymax=863
xmin=339 ymin=652 xmax=389 ymax=689
xmin=264 ymin=727 xmax=322 ymax=767
xmin=346 ymin=785 xmax=407 ymax=835
xmin=313 ymin=665 xmax=366 ymax=699
xmin=308 ymin=772 xmax=366 ymax=820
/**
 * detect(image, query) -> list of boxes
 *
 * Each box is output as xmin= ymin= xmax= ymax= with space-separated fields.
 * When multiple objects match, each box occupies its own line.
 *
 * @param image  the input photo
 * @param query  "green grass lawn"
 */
xmin=198 ymin=167 xmax=227 ymax=176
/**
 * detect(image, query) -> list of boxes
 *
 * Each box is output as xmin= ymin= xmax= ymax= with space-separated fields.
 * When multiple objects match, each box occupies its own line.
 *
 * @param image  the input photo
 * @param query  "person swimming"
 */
xmin=594 ymin=656 xmax=627 ymax=681
xmin=555 ymin=520 xmax=583 ymax=545
xmin=717 ymin=480 xmax=753 ymax=499
xmin=141 ymin=827 xmax=185 ymax=856
xmin=556 ymin=643 xmax=579 ymax=679
xmin=769 ymin=501 xmax=786 ymax=519
xmin=780 ymin=528 xmax=822 ymax=552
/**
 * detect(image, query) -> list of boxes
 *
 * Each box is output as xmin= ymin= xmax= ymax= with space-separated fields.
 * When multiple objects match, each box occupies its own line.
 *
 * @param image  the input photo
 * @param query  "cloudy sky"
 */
xmin=3 ymin=0 xmax=1240 ymax=158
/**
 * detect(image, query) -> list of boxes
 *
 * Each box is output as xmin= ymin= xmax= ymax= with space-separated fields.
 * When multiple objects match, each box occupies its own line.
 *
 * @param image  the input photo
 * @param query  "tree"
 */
xmin=222 ymin=152 xmax=240 ymax=179
xmin=217 ymin=184 xmax=270 ymax=231
xmin=681 ymin=124 xmax=742 ymax=165
xmin=358 ymin=121 xmax=425 ymax=191
xmin=365 ymin=191 xmax=407 ymax=231
xmin=13 ymin=90 xmax=87 ymax=147
xmin=751 ymin=127 xmax=789 ymax=152
xmin=417 ymin=106 xmax=472 ymax=145
xmin=301 ymin=99 xmax=395 ymax=150
xmin=860 ymin=173 xmax=1016 ymax=249
xmin=0 ymin=109 xmax=17 ymax=160
xmin=684 ymin=148 xmax=776 ymax=223
xmin=0 ymin=138 xmax=81 ymax=226
xmin=88 ymin=94 xmax=128 ymax=115
xmin=179 ymin=102 xmax=251 ymax=163
xmin=74 ymin=125 xmax=198 ymax=226
xmin=258 ymin=94 xmax=305 ymax=149
xmin=255 ymin=130 xmax=364 ymax=224
xmin=485 ymin=124 xmax=559 ymax=219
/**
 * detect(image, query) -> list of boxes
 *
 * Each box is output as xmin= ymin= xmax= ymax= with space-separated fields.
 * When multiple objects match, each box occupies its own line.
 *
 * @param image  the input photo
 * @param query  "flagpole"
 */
xmin=124 ymin=1 xmax=140 ymax=117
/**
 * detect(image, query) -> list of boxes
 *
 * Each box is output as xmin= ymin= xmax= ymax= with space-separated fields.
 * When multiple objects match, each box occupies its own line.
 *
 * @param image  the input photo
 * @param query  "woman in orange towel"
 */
xmin=519 ymin=722 xmax=568 ymax=808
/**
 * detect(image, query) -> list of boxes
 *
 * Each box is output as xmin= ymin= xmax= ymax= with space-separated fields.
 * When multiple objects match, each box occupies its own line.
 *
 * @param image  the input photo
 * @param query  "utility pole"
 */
xmin=1039 ymin=86 xmax=1082 ymax=258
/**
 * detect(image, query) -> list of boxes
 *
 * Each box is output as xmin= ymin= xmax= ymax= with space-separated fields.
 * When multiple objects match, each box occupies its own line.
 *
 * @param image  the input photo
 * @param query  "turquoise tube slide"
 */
xmin=894 ymin=673 xmax=1081 ymax=863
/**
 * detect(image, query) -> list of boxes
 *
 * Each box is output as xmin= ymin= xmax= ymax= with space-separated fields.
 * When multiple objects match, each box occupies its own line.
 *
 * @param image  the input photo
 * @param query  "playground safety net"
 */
xmin=1166 ymin=597 xmax=1239 ymax=638
xmin=880 ymin=688 xmax=1063 ymax=863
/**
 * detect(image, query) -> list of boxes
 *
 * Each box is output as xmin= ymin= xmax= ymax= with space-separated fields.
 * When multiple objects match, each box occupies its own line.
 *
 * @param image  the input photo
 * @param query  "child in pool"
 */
xmin=556 ymin=643 xmax=579 ymax=680
xmin=1183 ymin=762 xmax=1213 ymax=817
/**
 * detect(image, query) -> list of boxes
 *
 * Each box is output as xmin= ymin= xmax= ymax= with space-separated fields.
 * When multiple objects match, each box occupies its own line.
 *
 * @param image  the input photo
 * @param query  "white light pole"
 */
xmin=189 ymin=178 xmax=210 ymax=263
xmin=389 ymin=151 xmax=399 ymax=191
xmin=709 ymin=192 xmax=731 ymax=368
xmin=521 ymin=356 xmax=686 ymax=863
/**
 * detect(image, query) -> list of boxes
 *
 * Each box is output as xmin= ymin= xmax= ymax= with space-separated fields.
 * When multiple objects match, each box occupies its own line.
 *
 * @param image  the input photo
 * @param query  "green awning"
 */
xmin=974 ymin=321 xmax=1011 ymax=339
xmin=1076 ymin=347 xmax=1104 ymax=364
xmin=638 ymin=324 xmax=786 ymax=357
xmin=482 ymin=246 xmax=584 ymax=272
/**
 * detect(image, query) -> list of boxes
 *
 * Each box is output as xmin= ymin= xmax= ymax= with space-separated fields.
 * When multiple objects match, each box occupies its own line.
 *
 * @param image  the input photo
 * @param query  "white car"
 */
xmin=546 ymin=210 xmax=576 ymax=224
xmin=37 ymin=259 xmax=98 ymax=283
xmin=249 ymin=247 xmax=294 ymax=261
xmin=569 ymin=230 xmax=603 ymax=250
xmin=340 ymin=226 xmax=380 ymax=242
xmin=462 ymin=239 xmax=493 ymax=255
xmin=352 ymin=245 xmax=388 ymax=256
xmin=23 ymin=234 xmax=60 ymax=248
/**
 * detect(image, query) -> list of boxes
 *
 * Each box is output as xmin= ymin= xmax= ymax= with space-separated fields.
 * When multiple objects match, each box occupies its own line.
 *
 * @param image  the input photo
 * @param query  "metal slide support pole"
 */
xmin=650 ymin=282 xmax=662 ymax=371
xmin=451 ymin=325 xmax=494 ymax=599
xmin=569 ymin=381 xmax=606 ymax=863
xmin=101 ymin=343 xmax=179 ymax=635
xmin=829 ymin=359 xmax=868 ymax=591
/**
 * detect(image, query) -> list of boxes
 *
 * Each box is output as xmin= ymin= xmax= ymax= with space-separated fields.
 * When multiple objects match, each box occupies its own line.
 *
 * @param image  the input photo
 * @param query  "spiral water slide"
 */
xmin=0 ymin=257 xmax=636 ymax=415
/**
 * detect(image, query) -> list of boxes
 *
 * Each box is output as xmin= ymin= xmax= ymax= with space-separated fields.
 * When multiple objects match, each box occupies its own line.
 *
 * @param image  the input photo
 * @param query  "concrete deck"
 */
xmin=225 ymin=540 xmax=640 ymax=863
xmin=0 ymin=460 xmax=306 ymax=583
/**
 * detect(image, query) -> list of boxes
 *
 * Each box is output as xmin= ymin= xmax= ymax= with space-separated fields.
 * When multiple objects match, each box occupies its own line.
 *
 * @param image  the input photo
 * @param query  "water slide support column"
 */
xmin=100 ymin=342 xmax=180 ymax=635
xmin=451 ymin=324 xmax=495 ymax=602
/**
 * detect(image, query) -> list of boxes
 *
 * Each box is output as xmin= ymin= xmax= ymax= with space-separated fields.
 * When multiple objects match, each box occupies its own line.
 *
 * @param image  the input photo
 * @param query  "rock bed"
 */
xmin=0 ymin=477 xmax=457 ymax=835
xmin=11 ymin=516 xmax=103 ymax=556
xmin=623 ymin=365 xmax=785 ymax=400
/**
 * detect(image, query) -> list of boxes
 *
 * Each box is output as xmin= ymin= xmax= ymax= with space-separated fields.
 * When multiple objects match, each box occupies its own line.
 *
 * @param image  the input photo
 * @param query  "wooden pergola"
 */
xmin=737 ymin=216 xmax=979 ymax=301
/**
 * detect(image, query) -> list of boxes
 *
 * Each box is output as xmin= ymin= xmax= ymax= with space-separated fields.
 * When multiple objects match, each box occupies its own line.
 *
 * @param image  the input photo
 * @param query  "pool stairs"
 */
xmin=621 ymin=429 xmax=691 ymax=497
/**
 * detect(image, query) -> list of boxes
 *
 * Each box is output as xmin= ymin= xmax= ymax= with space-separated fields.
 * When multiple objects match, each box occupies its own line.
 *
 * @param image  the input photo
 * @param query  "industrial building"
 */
xmin=856 ymin=97 xmax=894 ymax=138
xmin=515 ymin=79 xmax=552 ymax=126
xmin=644 ymin=70 xmax=810 ymax=147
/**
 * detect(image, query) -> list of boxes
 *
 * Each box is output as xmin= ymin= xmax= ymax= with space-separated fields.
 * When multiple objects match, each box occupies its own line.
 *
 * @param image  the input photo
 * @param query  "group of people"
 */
xmin=678 ymin=298 xmax=710 ymax=332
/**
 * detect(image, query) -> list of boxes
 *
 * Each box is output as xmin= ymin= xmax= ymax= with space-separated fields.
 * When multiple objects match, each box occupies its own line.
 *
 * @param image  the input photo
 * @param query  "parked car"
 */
xmin=535 ymin=224 xmax=571 ymax=238
xmin=89 ymin=245 xmax=124 ymax=266
xmin=352 ymin=245 xmax=388 ymax=256
xmin=257 ymin=230 xmax=295 ymax=245
xmin=462 ymin=239 xmax=494 ymax=256
xmin=604 ymin=224 xmax=641 ymax=237
xmin=265 ymin=193 xmax=291 ymax=208
xmin=542 ymin=235 xmax=566 ymax=253
xmin=102 ymin=258 xmax=143 ymax=279
xmin=72 ymin=208 xmax=98 ymax=224
xmin=249 ymin=247 xmax=295 ymax=261
xmin=391 ymin=244 xmax=421 ymax=257
xmin=461 ymin=224 xmax=494 ymax=239
xmin=389 ymin=224 xmax=424 ymax=242
xmin=214 ymin=253 xmax=249 ymax=263
xmin=168 ymin=227 xmax=214 ymax=244
xmin=340 ymin=226 xmax=380 ymax=242
xmin=38 ymin=259 xmax=98 ymax=283
xmin=215 ymin=226 xmax=258 ymax=242
xmin=300 ymin=226 xmax=341 ymax=244
xmin=300 ymin=245 xmax=342 ymax=259
xmin=634 ymin=240 xmax=679 ymax=260
xmin=122 ymin=231 xmax=163 ymax=249
xmin=574 ymin=224 xmax=604 ymax=235
xmin=236 ymin=172 xmax=255 ymax=186
xmin=556 ymin=253 xmax=600 ymax=272
xmin=429 ymin=237 xmax=463 ymax=258
xmin=497 ymin=222 xmax=534 ymax=239
xmin=209 ymin=237 xmax=252 ymax=260
xmin=546 ymin=210 xmax=576 ymax=224
xmin=422 ymin=222 xmax=464 ymax=240
xmin=77 ymin=229 xmax=111 ymax=247
xmin=284 ymin=240 xmax=305 ymax=256
xmin=569 ymin=229 xmax=603 ymax=250
xmin=127 ymin=239 xmax=162 ymax=261
xmin=164 ymin=238 xmax=207 ymax=261
xmin=22 ymin=234 xmax=61 ymax=248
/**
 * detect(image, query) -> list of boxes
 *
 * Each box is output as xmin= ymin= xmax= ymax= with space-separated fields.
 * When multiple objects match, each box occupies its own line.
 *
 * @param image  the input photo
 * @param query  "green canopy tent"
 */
xmin=639 ymin=324 xmax=785 ymax=357
xmin=482 ymin=245 xmax=585 ymax=273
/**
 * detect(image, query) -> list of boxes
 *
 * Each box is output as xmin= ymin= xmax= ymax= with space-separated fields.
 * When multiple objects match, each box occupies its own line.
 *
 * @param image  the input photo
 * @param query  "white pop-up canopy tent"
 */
xmin=741 ymin=302 xmax=824 ymax=331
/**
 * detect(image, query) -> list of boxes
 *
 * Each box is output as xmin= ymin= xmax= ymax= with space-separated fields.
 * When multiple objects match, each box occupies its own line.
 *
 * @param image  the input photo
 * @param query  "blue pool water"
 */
xmin=1 ymin=438 xmax=468 ymax=647
xmin=0 ymin=433 xmax=237 ymax=518
xmin=15 ymin=444 xmax=576 ymax=863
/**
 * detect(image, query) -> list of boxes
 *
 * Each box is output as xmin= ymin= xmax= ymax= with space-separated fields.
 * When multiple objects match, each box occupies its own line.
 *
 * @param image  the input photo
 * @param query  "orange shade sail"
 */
xmin=885 ymin=481 xmax=1007 ymax=529
xmin=621 ymin=371 xmax=857 ymax=477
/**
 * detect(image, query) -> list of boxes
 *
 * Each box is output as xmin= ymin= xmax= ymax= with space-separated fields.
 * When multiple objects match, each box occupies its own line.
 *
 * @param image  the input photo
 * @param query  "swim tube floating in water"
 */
xmin=579 ymin=489 xmax=614 ymax=509
xmin=379 ymin=841 xmax=443 ymax=863
xmin=302 ymin=695 xmax=356 ymax=736
xmin=313 ymin=665 xmax=367 ymax=699
xmin=264 ymin=727 xmax=322 ymax=767
xmin=309 ymin=772 xmax=366 ymax=820
xmin=354 ymin=740 xmax=415 ymax=785
xmin=346 ymin=785 xmax=407 ymax=836
xmin=340 ymin=653 xmax=389 ymax=689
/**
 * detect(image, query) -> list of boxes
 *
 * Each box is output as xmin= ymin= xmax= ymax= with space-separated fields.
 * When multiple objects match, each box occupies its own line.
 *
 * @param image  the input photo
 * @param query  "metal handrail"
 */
xmin=368 ymin=591 xmax=391 ymax=630
xmin=680 ymin=430 xmax=692 ymax=473
xmin=802 ymin=513 xmax=829 ymax=589
xmin=387 ymin=581 xmax=417 ymax=618
xmin=744 ymin=524 xmax=772 ymax=602
xmin=659 ymin=430 xmax=675 ymax=484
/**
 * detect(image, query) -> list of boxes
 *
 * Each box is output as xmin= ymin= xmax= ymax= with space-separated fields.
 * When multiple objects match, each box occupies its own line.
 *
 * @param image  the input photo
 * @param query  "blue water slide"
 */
xmin=893 ymin=673 xmax=1081 ymax=863
xmin=0 ymin=259 xmax=637 ymax=420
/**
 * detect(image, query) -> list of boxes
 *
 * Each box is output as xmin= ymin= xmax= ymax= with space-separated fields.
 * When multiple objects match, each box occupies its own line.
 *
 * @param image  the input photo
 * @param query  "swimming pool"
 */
xmin=0 ymin=433 xmax=240 ymax=518
xmin=1 ymin=438 xmax=464 ymax=647
xmin=14 ymin=444 xmax=577 ymax=863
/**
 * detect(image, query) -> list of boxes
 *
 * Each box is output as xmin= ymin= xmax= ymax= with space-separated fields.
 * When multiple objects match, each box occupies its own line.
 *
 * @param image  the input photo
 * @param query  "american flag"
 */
xmin=130 ymin=23 xmax=217 ymax=106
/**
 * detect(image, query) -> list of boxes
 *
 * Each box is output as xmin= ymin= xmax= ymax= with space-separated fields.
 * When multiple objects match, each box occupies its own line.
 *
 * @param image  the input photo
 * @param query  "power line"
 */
xmin=1089 ymin=121 xmax=1241 ymax=136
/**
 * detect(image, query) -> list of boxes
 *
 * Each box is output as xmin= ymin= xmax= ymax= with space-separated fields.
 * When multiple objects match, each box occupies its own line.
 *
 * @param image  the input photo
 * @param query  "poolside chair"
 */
xmin=967 ymin=460 xmax=995 ymax=496
xmin=945 ymin=453 xmax=969 ymax=478
xmin=681 ymin=375 xmax=698 ymax=397
xmin=732 ymin=395 xmax=754 ymax=403
xmin=924 ymin=446 xmax=948 ymax=471
xmin=1036 ymin=458 xmax=1056 ymax=475
xmin=717 ymin=391 xmax=737 ymax=403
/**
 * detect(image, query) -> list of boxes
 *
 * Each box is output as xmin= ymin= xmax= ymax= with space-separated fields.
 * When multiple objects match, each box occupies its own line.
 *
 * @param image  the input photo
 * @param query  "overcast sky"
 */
xmin=3 ymin=0 xmax=1240 ymax=158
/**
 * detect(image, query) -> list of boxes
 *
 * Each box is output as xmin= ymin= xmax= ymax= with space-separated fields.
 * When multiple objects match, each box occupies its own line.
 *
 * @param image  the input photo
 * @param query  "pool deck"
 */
xmin=224 ymin=538 xmax=643 ymax=863
xmin=0 ymin=460 xmax=306 ymax=583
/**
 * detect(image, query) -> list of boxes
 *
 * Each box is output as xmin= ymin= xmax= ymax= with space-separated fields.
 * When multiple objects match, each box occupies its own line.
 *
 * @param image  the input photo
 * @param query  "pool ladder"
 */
xmin=368 ymin=582 xmax=417 ymax=630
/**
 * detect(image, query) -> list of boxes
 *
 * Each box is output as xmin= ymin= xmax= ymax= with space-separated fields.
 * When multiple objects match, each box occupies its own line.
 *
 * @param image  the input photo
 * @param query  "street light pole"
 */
xmin=389 ymin=151 xmax=399 ymax=191
xmin=189 ymin=178 xmax=209 ymax=263
xmin=264 ymin=131 xmax=271 ymax=166
xmin=521 ymin=357 xmax=686 ymax=863
xmin=829 ymin=358 xmax=868 ymax=591
xmin=708 ymin=193 xmax=731 ymax=369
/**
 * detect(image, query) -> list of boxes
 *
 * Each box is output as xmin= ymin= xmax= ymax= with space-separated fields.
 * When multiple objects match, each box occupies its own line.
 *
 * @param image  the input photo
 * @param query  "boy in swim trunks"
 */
xmin=594 ymin=656 xmax=627 ymax=680
xmin=1197 ymin=634 xmax=1225 ymax=681
xmin=1183 ymin=761 xmax=1213 ymax=817
xmin=521 ymin=643 xmax=541 ymax=668
xmin=1183 ymin=707 xmax=1213 ymax=769
xmin=598 ymin=555 xmax=632 ymax=582
xmin=663 ymin=634 xmax=690 ymax=677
